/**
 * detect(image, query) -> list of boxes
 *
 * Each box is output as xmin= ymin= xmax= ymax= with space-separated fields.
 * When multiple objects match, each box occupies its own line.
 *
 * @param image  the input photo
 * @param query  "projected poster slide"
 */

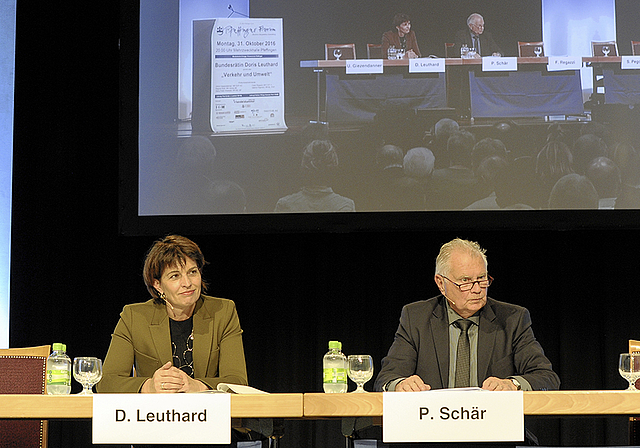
xmin=178 ymin=0 xmax=250 ymax=121
xmin=210 ymin=18 xmax=287 ymax=134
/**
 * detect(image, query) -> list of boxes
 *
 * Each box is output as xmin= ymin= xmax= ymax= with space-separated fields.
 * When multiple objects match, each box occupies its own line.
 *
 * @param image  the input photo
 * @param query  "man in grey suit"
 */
xmin=375 ymin=238 xmax=559 ymax=392
xmin=454 ymin=13 xmax=503 ymax=57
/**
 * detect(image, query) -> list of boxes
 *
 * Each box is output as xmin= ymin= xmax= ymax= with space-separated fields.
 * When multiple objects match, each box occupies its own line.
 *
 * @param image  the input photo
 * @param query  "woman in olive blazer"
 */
xmin=98 ymin=235 xmax=247 ymax=393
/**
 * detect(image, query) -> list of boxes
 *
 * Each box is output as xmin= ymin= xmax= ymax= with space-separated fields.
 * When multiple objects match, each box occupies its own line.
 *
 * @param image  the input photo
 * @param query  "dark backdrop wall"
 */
xmin=10 ymin=1 xmax=640 ymax=447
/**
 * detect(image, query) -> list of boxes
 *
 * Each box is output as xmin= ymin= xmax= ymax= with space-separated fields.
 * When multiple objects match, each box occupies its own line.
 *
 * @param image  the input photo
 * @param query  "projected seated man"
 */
xmin=375 ymin=238 xmax=560 ymax=392
xmin=454 ymin=13 xmax=503 ymax=57
xmin=451 ymin=14 xmax=503 ymax=116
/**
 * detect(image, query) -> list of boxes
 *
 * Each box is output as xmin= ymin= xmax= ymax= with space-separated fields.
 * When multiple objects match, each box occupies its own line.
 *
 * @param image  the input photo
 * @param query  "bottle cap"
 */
xmin=328 ymin=340 xmax=342 ymax=350
xmin=52 ymin=343 xmax=66 ymax=352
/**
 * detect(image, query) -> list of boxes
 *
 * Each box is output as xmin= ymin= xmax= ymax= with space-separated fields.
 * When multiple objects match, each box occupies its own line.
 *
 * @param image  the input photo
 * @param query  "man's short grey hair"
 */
xmin=404 ymin=147 xmax=435 ymax=178
xmin=435 ymin=238 xmax=488 ymax=277
xmin=467 ymin=13 xmax=483 ymax=26
xmin=434 ymin=118 xmax=459 ymax=140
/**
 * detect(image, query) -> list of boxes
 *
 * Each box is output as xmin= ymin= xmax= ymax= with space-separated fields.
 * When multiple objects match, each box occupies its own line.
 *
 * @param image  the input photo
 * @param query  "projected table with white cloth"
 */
xmin=603 ymin=68 xmax=640 ymax=105
xmin=468 ymin=69 xmax=584 ymax=118
xmin=300 ymin=58 xmax=585 ymax=123
xmin=325 ymin=70 xmax=446 ymax=122
xmin=582 ymin=57 xmax=640 ymax=105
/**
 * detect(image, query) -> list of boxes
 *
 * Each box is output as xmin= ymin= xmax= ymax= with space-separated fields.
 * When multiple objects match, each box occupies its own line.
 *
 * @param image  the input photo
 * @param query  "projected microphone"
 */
xmin=227 ymin=4 xmax=249 ymax=18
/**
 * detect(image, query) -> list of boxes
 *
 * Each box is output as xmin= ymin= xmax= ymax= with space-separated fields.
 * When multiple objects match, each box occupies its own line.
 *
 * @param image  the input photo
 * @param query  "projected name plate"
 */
xmin=93 ymin=393 xmax=231 ymax=445
xmin=482 ymin=57 xmax=517 ymax=71
xmin=547 ymin=56 xmax=581 ymax=71
xmin=383 ymin=390 xmax=524 ymax=443
xmin=410 ymin=58 xmax=446 ymax=73
xmin=346 ymin=59 xmax=383 ymax=74
xmin=622 ymin=56 xmax=640 ymax=70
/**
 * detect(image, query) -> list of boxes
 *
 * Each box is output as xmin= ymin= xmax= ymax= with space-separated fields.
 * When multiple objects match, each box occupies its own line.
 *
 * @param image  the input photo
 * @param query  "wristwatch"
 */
xmin=510 ymin=378 xmax=522 ymax=390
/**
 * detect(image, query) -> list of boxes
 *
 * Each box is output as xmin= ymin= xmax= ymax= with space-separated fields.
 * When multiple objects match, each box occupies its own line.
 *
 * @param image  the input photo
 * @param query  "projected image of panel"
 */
xmin=130 ymin=0 xmax=640 ymax=231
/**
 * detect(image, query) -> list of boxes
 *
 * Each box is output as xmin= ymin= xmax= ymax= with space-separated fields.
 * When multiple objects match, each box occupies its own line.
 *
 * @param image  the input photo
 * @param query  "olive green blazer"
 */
xmin=98 ymin=295 xmax=247 ymax=393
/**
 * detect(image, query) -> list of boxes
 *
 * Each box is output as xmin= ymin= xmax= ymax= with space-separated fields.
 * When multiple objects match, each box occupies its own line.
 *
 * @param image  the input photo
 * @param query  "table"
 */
xmin=2 ymin=392 xmax=639 ymax=445
xmin=3 ymin=391 xmax=639 ymax=418
xmin=301 ymin=59 xmax=448 ymax=123
xmin=582 ymin=56 xmax=640 ymax=104
xmin=0 ymin=393 xmax=304 ymax=419
xmin=584 ymin=57 xmax=640 ymax=106
xmin=300 ymin=58 xmax=588 ymax=123
xmin=303 ymin=390 xmax=640 ymax=416
xmin=304 ymin=391 xmax=640 ymax=446
xmin=0 ymin=393 xmax=304 ymax=447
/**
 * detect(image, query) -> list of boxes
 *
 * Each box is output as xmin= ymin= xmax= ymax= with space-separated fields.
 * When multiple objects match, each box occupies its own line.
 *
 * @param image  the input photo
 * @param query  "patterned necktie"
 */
xmin=455 ymin=319 xmax=472 ymax=387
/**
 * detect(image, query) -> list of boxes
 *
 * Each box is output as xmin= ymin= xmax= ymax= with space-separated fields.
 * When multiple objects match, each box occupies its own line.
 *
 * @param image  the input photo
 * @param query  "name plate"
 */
xmin=621 ymin=56 xmax=640 ymax=70
xmin=93 ymin=393 xmax=231 ymax=444
xmin=482 ymin=57 xmax=518 ymax=71
xmin=409 ymin=58 xmax=445 ymax=73
xmin=346 ymin=59 xmax=383 ymax=74
xmin=382 ymin=390 xmax=524 ymax=443
xmin=547 ymin=56 xmax=581 ymax=71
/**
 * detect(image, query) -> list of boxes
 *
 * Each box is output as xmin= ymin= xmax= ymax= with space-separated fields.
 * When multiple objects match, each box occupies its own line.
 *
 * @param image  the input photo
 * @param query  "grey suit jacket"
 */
xmin=374 ymin=295 xmax=560 ymax=391
xmin=454 ymin=29 xmax=503 ymax=57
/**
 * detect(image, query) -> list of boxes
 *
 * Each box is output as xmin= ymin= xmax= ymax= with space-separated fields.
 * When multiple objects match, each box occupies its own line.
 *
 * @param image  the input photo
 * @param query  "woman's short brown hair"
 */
xmin=392 ymin=13 xmax=411 ymax=28
xmin=143 ymin=235 xmax=208 ymax=303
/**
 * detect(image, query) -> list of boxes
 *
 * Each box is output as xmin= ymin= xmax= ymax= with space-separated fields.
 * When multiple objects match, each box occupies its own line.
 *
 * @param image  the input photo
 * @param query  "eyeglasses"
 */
xmin=441 ymin=275 xmax=493 ymax=292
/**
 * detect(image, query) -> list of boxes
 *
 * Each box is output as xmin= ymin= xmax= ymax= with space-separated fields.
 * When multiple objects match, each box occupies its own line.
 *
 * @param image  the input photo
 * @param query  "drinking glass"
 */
xmin=460 ymin=44 xmax=469 ymax=58
xmin=387 ymin=46 xmax=397 ymax=60
xmin=602 ymin=46 xmax=610 ymax=57
xmin=396 ymin=48 xmax=405 ymax=60
xmin=534 ymin=46 xmax=542 ymax=57
xmin=618 ymin=353 xmax=640 ymax=391
xmin=73 ymin=357 xmax=103 ymax=394
xmin=333 ymin=49 xmax=342 ymax=60
xmin=347 ymin=355 xmax=374 ymax=393
xmin=468 ymin=47 xmax=477 ymax=58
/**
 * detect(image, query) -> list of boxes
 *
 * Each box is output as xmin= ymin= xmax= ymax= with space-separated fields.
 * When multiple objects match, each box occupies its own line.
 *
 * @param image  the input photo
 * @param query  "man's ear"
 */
xmin=434 ymin=274 xmax=446 ymax=295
